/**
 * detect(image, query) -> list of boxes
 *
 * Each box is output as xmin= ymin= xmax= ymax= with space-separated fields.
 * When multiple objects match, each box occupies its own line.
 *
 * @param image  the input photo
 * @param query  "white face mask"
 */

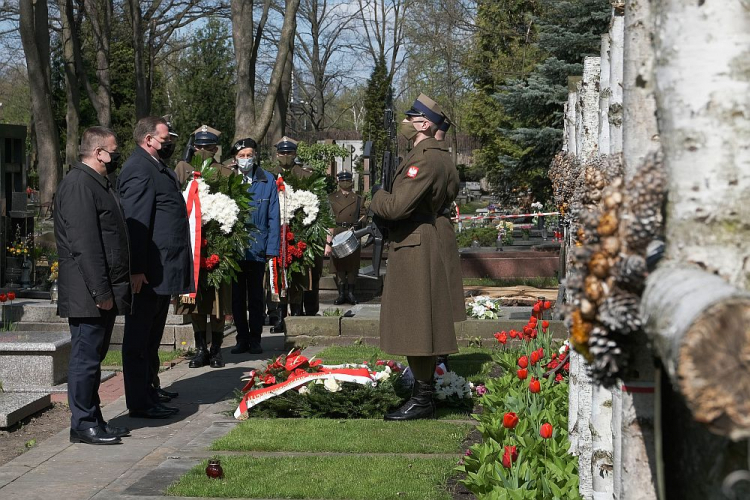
xmin=237 ymin=157 xmax=254 ymax=172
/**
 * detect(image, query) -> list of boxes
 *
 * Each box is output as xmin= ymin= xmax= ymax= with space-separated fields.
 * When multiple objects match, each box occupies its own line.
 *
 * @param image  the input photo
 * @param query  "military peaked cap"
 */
xmin=231 ymin=137 xmax=258 ymax=155
xmin=336 ymin=170 xmax=353 ymax=181
xmin=275 ymin=136 xmax=298 ymax=153
xmin=193 ymin=124 xmax=221 ymax=146
xmin=405 ymin=93 xmax=445 ymax=125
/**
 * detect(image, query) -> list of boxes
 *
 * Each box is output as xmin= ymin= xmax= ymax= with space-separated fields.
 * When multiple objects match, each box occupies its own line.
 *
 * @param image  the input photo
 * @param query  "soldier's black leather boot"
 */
xmin=270 ymin=307 xmax=286 ymax=333
xmin=209 ymin=332 xmax=224 ymax=368
xmin=189 ymin=333 xmax=209 ymax=368
xmin=383 ymin=379 xmax=435 ymax=421
xmin=345 ymin=284 xmax=359 ymax=305
xmin=290 ymin=303 xmax=304 ymax=316
xmin=334 ymin=283 xmax=346 ymax=305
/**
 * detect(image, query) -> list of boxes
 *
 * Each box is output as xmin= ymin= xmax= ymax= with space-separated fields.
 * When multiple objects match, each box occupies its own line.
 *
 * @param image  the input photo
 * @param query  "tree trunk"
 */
xmin=564 ymin=78 xmax=578 ymax=156
xmin=622 ymin=0 xmax=658 ymax=178
xmin=58 ymin=0 xmax=81 ymax=169
xmin=644 ymin=1 xmax=750 ymax=497
xmin=232 ymin=0 xmax=258 ymax=139
xmin=608 ymin=12 xmax=624 ymax=155
xmin=247 ymin=0 xmax=300 ymax=143
xmin=19 ymin=0 xmax=61 ymax=205
xmin=268 ymin=41 xmax=294 ymax=142
xmin=83 ymin=0 xmax=112 ymax=127
xmin=576 ymin=57 xmax=600 ymax=163
xmin=126 ymin=0 xmax=149 ymax=119
xmin=598 ymin=34 xmax=611 ymax=156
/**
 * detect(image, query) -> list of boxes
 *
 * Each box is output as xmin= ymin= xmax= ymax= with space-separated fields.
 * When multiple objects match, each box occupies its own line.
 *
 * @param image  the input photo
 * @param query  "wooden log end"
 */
xmin=677 ymin=298 xmax=750 ymax=440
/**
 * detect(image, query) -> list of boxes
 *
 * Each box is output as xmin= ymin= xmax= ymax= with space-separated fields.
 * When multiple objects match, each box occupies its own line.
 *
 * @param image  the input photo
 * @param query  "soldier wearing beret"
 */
xmin=174 ymin=125 xmax=233 ymax=186
xmin=325 ymin=170 xmax=366 ymax=305
xmin=369 ymin=94 xmax=458 ymax=421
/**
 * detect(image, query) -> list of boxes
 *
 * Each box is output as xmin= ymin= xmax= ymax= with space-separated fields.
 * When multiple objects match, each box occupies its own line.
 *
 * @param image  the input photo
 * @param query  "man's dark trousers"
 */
xmin=68 ymin=309 xmax=117 ymax=431
xmin=123 ymin=286 xmax=171 ymax=411
xmin=232 ymin=260 xmax=266 ymax=346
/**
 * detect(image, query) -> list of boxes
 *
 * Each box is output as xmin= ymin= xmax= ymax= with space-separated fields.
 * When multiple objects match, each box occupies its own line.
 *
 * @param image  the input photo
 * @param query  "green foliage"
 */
xmin=456 ymin=227 xmax=499 ymax=248
xmin=168 ymin=17 xmax=237 ymax=158
xmin=362 ymin=55 xmax=393 ymax=166
xmin=467 ymin=0 xmax=610 ymax=205
xmin=457 ymin=341 xmax=579 ymax=498
xmin=244 ymin=380 xmax=404 ymax=419
xmin=296 ymin=141 xmax=349 ymax=175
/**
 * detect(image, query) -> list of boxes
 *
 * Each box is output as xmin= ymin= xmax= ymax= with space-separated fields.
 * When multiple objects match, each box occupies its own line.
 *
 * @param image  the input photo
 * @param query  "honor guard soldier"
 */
xmin=326 ymin=171 xmax=366 ymax=305
xmin=174 ymin=125 xmax=232 ymax=185
xmin=271 ymin=136 xmax=325 ymax=321
xmin=369 ymin=94 xmax=458 ymax=421
xmin=434 ymin=116 xmax=466 ymax=371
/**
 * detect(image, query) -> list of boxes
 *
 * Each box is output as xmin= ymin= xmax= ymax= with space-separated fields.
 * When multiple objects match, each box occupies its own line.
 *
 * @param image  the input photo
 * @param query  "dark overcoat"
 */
xmin=328 ymin=190 xmax=365 ymax=273
xmin=370 ymin=137 xmax=458 ymax=356
xmin=117 ymin=147 xmax=193 ymax=295
xmin=54 ymin=162 xmax=132 ymax=318
xmin=438 ymin=157 xmax=467 ymax=322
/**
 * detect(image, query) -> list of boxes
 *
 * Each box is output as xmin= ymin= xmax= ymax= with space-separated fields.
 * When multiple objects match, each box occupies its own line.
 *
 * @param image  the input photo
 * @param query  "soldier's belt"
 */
xmin=407 ymin=213 xmax=437 ymax=224
xmin=336 ymin=222 xmax=355 ymax=228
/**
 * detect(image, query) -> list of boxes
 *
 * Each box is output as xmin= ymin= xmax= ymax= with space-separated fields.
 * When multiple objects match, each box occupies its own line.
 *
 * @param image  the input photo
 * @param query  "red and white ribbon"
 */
xmin=453 ymin=211 xmax=560 ymax=222
xmin=183 ymin=172 xmax=202 ymax=299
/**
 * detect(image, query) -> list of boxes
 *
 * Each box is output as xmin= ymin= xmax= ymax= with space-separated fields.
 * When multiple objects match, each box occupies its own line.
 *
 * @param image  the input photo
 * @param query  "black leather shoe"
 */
xmin=157 ymin=387 xmax=179 ymax=399
xmin=128 ymin=407 xmax=174 ymax=419
xmin=100 ymin=424 xmax=130 ymax=437
xmin=209 ymin=348 xmax=225 ymax=368
xmin=270 ymin=319 xmax=285 ymax=333
xmin=70 ymin=427 xmax=121 ymax=445
xmin=249 ymin=342 xmax=263 ymax=354
xmin=154 ymin=403 xmax=180 ymax=415
xmin=157 ymin=392 xmax=172 ymax=403
xmin=230 ymin=343 xmax=249 ymax=354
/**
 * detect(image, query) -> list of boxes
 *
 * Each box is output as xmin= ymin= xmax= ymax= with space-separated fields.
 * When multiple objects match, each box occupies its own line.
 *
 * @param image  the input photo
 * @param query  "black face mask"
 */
xmin=105 ymin=152 xmax=121 ymax=174
xmin=158 ymin=142 xmax=176 ymax=160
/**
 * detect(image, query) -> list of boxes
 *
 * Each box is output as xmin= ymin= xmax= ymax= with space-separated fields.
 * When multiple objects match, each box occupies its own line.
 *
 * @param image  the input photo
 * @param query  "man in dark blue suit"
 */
xmin=118 ymin=116 xmax=193 ymax=419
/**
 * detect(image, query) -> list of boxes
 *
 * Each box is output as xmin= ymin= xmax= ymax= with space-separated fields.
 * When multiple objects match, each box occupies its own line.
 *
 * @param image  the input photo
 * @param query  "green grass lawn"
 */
xmin=463 ymin=276 xmax=560 ymax=288
xmin=166 ymin=456 xmax=456 ymax=500
xmin=313 ymin=345 xmax=495 ymax=385
xmin=102 ymin=349 xmax=184 ymax=368
xmin=212 ymin=418 xmax=471 ymax=453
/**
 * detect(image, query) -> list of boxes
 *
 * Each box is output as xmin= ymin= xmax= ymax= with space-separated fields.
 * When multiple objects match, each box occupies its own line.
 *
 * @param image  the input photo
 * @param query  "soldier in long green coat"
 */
xmin=370 ymin=94 xmax=458 ymax=421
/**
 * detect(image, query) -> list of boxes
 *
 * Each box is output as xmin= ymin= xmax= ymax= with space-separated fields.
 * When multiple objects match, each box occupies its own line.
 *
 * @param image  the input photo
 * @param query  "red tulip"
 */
xmin=494 ymin=332 xmax=508 ymax=344
xmin=0 ymin=293 xmax=6 ymax=303
xmin=7 ymin=292 xmax=15 ymax=301
xmin=503 ymin=412 xmax=519 ymax=429
xmin=508 ymin=330 xmax=517 ymax=339
xmin=540 ymin=423 xmax=553 ymax=439
xmin=532 ymin=302 xmax=541 ymax=313
xmin=529 ymin=378 xmax=541 ymax=393
xmin=517 ymin=368 xmax=528 ymax=380
xmin=501 ymin=445 xmax=518 ymax=468
xmin=542 ymin=320 xmax=549 ymax=329
xmin=528 ymin=315 xmax=537 ymax=325
xmin=544 ymin=301 xmax=552 ymax=310
xmin=530 ymin=351 xmax=540 ymax=365
xmin=517 ymin=356 xmax=528 ymax=369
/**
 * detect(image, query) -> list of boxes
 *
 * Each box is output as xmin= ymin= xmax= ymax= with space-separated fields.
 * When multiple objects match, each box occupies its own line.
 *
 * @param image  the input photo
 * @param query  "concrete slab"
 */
xmin=0 ymin=393 xmax=51 ymax=428
xmin=10 ymin=299 xmax=187 ymax=325
xmin=285 ymin=316 xmax=340 ymax=337
xmin=0 ymin=332 xmax=71 ymax=390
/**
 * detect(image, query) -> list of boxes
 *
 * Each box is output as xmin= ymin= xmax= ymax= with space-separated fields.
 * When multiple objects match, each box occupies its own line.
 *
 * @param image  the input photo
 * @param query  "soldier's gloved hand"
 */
xmin=371 ymin=184 xmax=382 ymax=196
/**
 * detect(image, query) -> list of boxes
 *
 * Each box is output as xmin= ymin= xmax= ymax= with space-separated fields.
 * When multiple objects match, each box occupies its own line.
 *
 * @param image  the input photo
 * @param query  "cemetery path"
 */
xmin=0 ymin=331 xmax=290 ymax=500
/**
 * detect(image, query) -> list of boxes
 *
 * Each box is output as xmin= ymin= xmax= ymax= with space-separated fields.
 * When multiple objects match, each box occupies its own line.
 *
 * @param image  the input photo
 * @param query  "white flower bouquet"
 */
xmin=466 ymin=295 xmax=502 ymax=320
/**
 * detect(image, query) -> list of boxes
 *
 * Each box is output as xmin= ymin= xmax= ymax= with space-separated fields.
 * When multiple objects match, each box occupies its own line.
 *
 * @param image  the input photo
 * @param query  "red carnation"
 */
xmin=200 ymin=257 xmax=208 ymax=269
xmin=555 ymin=373 xmax=564 ymax=382
xmin=502 ymin=412 xmax=519 ymax=429
xmin=298 ymin=241 xmax=307 ymax=251
xmin=201 ymin=238 xmax=208 ymax=248
xmin=286 ymin=231 xmax=295 ymax=241
xmin=501 ymin=445 xmax=518 ymax=468
xmin=564 ymin=362 xmax=570 ymax=371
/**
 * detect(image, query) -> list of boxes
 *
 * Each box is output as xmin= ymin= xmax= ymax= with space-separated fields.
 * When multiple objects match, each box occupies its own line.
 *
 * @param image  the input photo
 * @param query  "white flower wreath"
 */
xmin=193 ymin=178 xmax=240 ymax=234
xmin=278 ymin=182 xmax=320 ymax=226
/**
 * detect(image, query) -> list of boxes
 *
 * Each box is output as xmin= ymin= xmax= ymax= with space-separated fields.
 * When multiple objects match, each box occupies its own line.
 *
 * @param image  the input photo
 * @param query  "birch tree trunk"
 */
xmin=19 ymin=0 xmax=61 ymax=205
xmin=615 ymin=2 xmax=660 ymax=498
xmin=643 ymin=1 xmax=750 ymax=497
xmin=608 ymin=12 xmax=624 ymax=154
xmin=565 ymin=78 xmax=579 ymax=156
xmin=598 ymin=34 xmax=611 ymax=156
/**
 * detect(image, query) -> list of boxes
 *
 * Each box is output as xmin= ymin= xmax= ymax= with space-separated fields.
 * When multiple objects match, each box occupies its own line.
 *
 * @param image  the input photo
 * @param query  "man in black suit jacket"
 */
xmin=54 ymin=126 xmax=131 ymax=444
xmin=118 ymin=116 xmax=193 ymax=419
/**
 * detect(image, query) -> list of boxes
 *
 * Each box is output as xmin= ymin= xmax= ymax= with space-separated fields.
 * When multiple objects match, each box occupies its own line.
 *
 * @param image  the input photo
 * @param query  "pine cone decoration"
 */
xmin=622 ymin=150 xmax=667 ymax=254
xmin=598 ymin=290 xmax=642 ymax=336
xmin=588 ymin=326 xmax=626 ymax=387
xmin=614 ymin=254 xmax=648 ymax=294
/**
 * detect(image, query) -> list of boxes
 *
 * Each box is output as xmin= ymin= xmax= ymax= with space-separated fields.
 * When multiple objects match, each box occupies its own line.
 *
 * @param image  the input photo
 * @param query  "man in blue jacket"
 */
xmin=229 ymin=138 xmax=280 ymax=354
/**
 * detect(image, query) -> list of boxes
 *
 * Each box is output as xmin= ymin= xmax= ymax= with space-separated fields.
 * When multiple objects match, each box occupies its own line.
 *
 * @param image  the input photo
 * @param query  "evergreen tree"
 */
xmin=361 ymin=55 xmax=393 ymax=176
xmin=468 ymin=0 xmax=610 ymax=204
xmin=168 ymin=17 xmax=236 ymax=158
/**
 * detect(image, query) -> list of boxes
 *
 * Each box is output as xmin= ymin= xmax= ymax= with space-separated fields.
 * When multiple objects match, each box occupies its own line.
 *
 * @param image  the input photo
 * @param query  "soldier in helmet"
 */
xmin=174 ymin=125 xmax=232 ymax=186
xmin=325 ymin=170 xmax=365 ymax=305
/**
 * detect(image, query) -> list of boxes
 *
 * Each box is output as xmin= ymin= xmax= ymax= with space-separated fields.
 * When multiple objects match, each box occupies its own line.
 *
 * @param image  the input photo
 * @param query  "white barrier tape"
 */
xmin=453 ymin=211 xmax=560 ymax=222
